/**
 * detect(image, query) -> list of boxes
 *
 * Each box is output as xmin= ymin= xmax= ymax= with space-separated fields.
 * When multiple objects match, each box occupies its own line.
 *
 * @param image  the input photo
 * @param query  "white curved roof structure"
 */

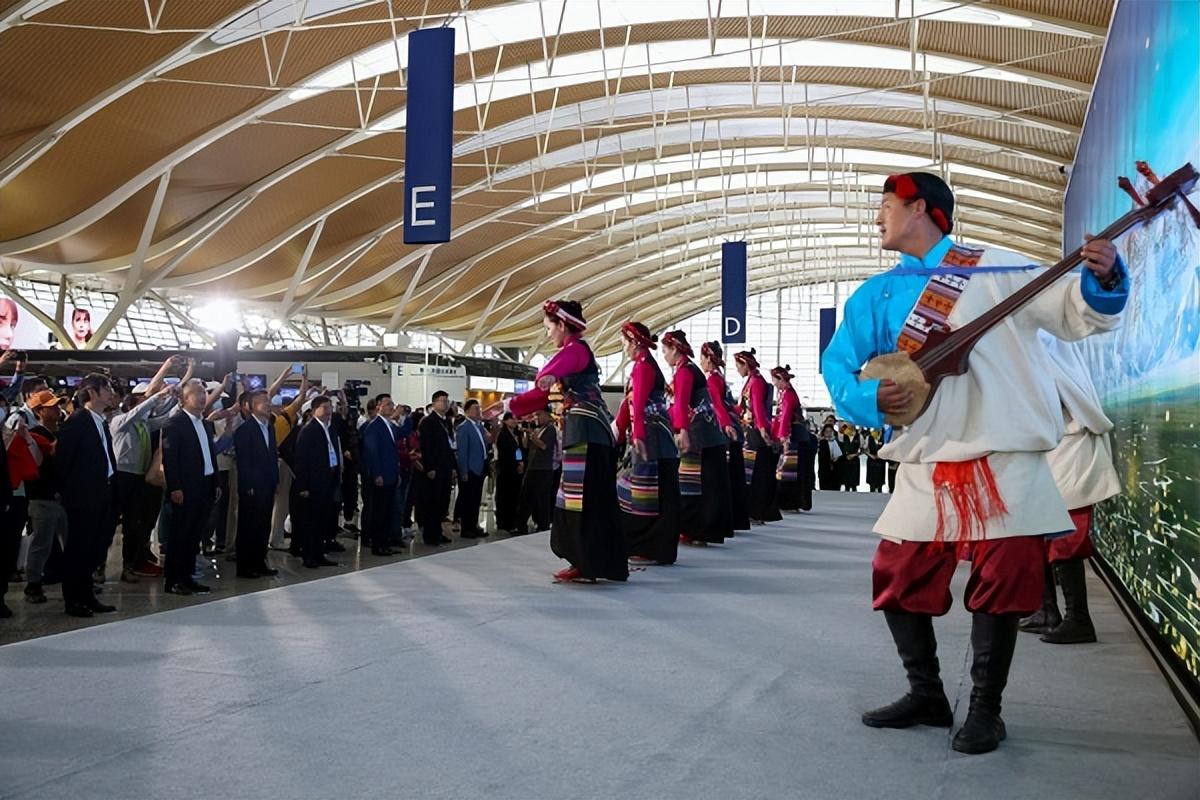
xmin=0 ymin=0 xmax=1114 ymax=352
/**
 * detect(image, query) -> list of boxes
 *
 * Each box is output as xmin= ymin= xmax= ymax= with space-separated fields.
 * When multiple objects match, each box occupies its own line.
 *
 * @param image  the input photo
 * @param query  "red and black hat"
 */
xmin=620 ymin=321 xmax=657 ymax=350
xmin=701 ymin=340 xmax=724 ymax=367
xmin=542 ymin=299 xmax=587 ymax=332
xmin=734 ymin=347 xmax=759 ymax=368
xmin=883 ymin=172 xmax=954 ymax=234
xmin=770 ymin=364 xmax=794 ymax=381
xmin=660 ymin=330 xmax=694 ymax=358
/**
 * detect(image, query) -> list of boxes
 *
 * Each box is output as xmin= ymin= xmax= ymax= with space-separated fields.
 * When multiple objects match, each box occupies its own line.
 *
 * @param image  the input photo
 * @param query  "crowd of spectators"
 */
xmin=0 ymin=350 xmax=560 ymax=619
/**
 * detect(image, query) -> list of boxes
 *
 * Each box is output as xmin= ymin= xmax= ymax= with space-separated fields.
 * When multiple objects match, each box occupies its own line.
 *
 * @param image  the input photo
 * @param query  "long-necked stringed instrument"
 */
xmin=860 ymin=162 xmax=1200 ymax=426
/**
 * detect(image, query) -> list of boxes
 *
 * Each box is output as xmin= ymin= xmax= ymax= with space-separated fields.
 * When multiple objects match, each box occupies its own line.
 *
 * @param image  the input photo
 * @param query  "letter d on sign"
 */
xmin=721 ymin=241 xmax=747 ymax=344
xmin=403 ymin=28 xmax=455 ymax=244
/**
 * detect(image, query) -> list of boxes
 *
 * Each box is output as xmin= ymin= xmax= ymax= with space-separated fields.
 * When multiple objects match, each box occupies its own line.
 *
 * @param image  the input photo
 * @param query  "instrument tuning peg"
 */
xmin=1135 ymin=161 xmax=1161 ymax=185
xmin=1117 ymin=176 xmax=1146 ymax=206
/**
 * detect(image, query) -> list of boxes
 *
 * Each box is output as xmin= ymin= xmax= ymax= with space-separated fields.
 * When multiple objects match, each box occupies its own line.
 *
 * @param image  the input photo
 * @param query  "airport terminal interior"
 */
xmin=0 ymin=1 xmax=1197 ymax=798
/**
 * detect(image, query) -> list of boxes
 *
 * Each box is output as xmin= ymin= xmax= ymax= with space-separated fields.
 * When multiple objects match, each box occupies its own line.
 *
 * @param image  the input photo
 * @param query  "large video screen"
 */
xmin=1063 ymin=0 xmax=1199 ymax=684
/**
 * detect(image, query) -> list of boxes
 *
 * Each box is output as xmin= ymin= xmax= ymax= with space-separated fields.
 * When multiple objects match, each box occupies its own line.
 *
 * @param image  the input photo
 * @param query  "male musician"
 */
xmin=823 ymin=172 xmax=1128 ymax=754
xmin=1019 ymin=334 xmax=1121 ymax=645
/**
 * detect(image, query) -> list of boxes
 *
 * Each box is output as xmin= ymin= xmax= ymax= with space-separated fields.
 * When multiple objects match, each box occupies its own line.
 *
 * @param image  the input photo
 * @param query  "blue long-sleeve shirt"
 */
xmin=821 ymin=236 xmax=1129 ymax=429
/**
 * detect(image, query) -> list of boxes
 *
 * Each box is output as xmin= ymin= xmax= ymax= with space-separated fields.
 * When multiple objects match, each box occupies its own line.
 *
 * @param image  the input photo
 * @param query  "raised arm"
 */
xmin=284 ymin=372 xmax=309 ymax=419
xmin=145 ymin=355 xmax=180 ymax=397
xmin=266 ymin=365 xmax=292 ymax=399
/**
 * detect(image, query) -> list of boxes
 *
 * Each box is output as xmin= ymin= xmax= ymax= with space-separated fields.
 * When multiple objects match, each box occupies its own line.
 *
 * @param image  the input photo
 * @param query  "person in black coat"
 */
xmin=161 ymin=379 xmax=221 ymax=595
xmin=292 ymin=396 xmax=342 ymax=568
xmin=361 ymin=393 xmax=401 ymax=556
xmin=817 ymin=424 xmax=840 ymax=491
xmin=838 ymin=425 xmax=861 ymax=491
xmin=417 ymin=391 xmax=456 ymax=546
xmin=0 ymin=407 xmax=13 ymax=618
xmin=53 ymin=374 xmax=119 ymax=617
xmin=234 ymin=389 xmax=280 ymax=578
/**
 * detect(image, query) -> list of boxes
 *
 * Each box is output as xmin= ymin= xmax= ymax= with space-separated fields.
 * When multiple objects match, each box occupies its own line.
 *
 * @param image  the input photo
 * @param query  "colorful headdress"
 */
xmin=542 ymin=299 xmax=587 ymax=332
xmin=660 ymin=329 xmax=694 ymax=357
xmin=701 ymin=340 xmax=724 ymax=367
xmin=771 ymin=364 xmax=794 ymax=381
xmin=734 ymin=347 xmax=759 ymax=368
xmin=883 ymin=172 xmax=954 ymax=234
xmin=621 ymin=321 xmax=657 ymax=350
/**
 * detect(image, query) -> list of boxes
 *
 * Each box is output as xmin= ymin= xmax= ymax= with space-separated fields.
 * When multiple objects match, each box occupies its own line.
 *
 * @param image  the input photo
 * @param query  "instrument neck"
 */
xmin=913 ymin=204 xmax=1150 ymax=369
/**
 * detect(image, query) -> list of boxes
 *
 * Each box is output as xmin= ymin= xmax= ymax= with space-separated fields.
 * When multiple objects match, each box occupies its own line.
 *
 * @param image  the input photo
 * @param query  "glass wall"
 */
xmin=599 ymin=281 xmax=861 ymax=408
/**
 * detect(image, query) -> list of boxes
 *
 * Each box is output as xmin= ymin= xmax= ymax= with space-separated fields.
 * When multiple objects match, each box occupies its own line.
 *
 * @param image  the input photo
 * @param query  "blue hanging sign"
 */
xmin=721 ymin=241 xmax=747 ymax=343
xmin=818 ymin=307 xmax=836 ymax=373
xmin=403 ymin=27 xmax=456 ymax=244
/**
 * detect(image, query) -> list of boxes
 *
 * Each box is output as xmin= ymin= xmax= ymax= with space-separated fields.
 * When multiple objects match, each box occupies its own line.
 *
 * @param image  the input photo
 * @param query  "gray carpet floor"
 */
xmin=1 ymin=491 xmax=1196 ymax=800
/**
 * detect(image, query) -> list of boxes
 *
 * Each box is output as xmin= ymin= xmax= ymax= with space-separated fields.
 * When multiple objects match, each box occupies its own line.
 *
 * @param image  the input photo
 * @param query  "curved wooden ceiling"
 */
xmin=0 ymin=0 xmax=1114 ymax=352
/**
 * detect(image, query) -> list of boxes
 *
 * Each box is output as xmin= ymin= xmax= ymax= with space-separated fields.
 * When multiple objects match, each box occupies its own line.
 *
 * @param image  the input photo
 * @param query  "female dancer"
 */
xmin=499 ymin=300 xmax=627 ymax=583
xmin=661 ymin=330 xmax=732 ymax=546
xmin=614 ymin=322 xmax=680 ymax=565
xmin=734 ymin=348 xmax=782 ymax=523
xmin=701 ymin=341 xmax=750 ymax=532
xmin=771 ymin=365 xmax=813 ymax=512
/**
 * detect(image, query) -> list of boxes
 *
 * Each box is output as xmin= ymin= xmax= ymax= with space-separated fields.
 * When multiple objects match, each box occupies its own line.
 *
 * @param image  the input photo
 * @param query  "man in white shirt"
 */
xmin=160 ymin=379 xmax=219 ymax=595
xmin=54 ymin=373 xmax=119 ymax=617
xmin=455 ymin=399 xmax=491 ymax=539
xmin=293 ymin=396 xmax=342 ymax=568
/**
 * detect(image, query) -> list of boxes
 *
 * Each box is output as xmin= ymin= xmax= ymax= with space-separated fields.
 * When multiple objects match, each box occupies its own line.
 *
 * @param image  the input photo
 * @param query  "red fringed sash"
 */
xmin=932 ymin=457 xmax=1008 ymax=548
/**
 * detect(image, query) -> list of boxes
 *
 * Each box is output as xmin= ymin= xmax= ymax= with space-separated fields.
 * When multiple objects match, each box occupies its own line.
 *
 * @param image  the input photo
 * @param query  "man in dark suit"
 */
xmin=455 ymin=399 xmax=490 ymax=539
xmin=234 ymin=389 xmax=280 ymax=578
xmin=53 ymin=373 xmax=118 ymax=617
xmin=293 ymin=395 xmax=341 ymax=568
xmin=161 ymin=378 xmax=219 ymax=595
xmin=361 ymin=393 xmax=400 ymax=556
xmin=417 ymin=391 xmax=455 ymax=546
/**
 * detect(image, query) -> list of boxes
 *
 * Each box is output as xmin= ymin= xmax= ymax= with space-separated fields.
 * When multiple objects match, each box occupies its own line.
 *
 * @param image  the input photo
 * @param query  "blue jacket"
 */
xmin=455 ymin=418 xmax=488 ymax=478
xmin=820 ymin=236 xmax=1129 ymax=428
xmin=362 ymin=415 xmax=401 ymax=487
xmin=234 ymin=415 xmax=279 ymax=496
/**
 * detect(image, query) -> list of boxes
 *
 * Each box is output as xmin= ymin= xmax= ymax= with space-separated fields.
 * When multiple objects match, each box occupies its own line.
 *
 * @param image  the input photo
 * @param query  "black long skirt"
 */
xmin=777 ymin=477 xmax=812 ymax=512
xmin=866 ymin=457 xmax=886 ymax=492
xmin=551 ymin=443 xmax=628 ymax=581
xmin=494 ymin=461 xmax=522 ymax=530
xmin=747 ymin=444 xmax=782 ymax=523
xmin=622 ymin=457 xmax=681 ymax=564
xmin=727 ymin=445 xmax=751 ymax=531
xmin=779 ymin=442 xmax=814 ymax=513
xmin=680 ymin=445 xmax=734 ymax=544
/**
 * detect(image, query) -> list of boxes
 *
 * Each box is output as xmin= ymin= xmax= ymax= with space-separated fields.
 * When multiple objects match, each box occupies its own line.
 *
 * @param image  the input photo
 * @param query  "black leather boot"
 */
xmin=1019 ymin=563 xmax=1061 ymax=633
xmin=953 ymin=612 xmax=1019 ymax=754
xmin=862 ymin=612 xmax=954 ymax=729
xmin=1041 ymin=560 xmax=1097 ymax=644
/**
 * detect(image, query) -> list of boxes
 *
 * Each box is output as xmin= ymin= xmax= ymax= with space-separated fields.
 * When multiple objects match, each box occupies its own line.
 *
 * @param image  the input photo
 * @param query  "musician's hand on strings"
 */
xmin=1081 ymin=234 xmax=1118 ymax=283
xmin=876 ymin=379 xmax=912 ymax=415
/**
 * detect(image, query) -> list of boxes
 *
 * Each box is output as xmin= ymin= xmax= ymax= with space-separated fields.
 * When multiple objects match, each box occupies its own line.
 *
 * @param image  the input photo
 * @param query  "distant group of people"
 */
xmin=816 ymin=418 xmax=896 ymax=493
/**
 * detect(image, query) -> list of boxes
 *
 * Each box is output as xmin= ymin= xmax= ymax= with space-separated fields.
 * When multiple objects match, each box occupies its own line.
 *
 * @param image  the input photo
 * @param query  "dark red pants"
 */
xmin=872 ymin=535 xmax=1045 ymax=616
xmin=1047 ymin=506 xmax=1094 ymax=563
